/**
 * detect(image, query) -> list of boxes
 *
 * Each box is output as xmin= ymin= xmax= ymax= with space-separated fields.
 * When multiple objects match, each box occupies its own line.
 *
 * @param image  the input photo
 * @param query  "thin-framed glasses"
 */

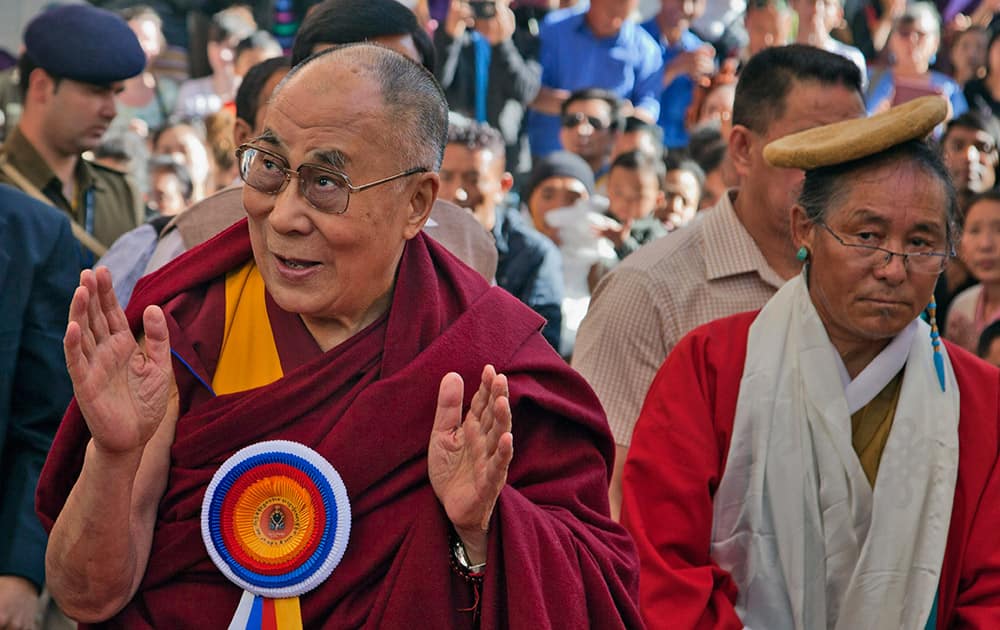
xmin=235 ymin=144 xmax=428 ymax=215
xmin=817 ymin=222 xmax=953 ymax=275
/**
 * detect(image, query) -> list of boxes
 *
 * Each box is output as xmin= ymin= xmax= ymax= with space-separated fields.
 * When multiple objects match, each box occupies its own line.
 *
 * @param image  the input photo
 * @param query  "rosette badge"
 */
xmin=201 ymin=440 xmax=351 ymax=629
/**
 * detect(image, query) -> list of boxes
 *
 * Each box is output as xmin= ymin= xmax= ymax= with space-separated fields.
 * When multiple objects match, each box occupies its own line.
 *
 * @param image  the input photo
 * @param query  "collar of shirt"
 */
xmin=640 ymin=18 xmax=703 ymax=57
xmin=702 ymin=189 xmax=785 ymax=288
xmin=2 ymin=124 xmax=99 ymax=210
xmin=571 ymin=12 xmax=628 ymax=46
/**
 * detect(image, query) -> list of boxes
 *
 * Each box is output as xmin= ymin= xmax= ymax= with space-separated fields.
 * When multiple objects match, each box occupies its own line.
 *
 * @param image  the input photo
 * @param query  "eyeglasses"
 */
xmin=235 ymin=144 xmax=428 ymax=215
xmin=817 ymin=222 xmax=953 ymax=275
xmin=561 ymin=112 xmax=612 ymax=131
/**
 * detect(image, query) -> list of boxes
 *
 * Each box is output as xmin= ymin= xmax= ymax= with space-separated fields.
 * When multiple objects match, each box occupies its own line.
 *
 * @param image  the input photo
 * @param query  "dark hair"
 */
xmin=978 ymin=319 xmax=1000 ymax=358
xmin=560 ymin=88 xmax=624 ymax=130
xmin=235 ymin=56 xmax=290 ymax=125
xmin=622 ymin=115 xmax=664 ymax=146
xmin=92 ymin=135 xmax=132 ymax=164
xmin=18 ymin=54 xmax=59 ymax=99
xmin=987 ymin=28 xmax=1000 ymax=77
xmin=151 ymin=118 xmax=207 ymax=151
xmin=942 ymin=111 xmax=1000 ymax=148
xmin=447 ymin=118 xmax=506 ymax=162
xmin=962 ymin=189 xmax=1000 ymax=228
xmin=664 ymin=153 xmax=707 ymax=190
xmin=148 ymin=153 xmax=194 ymax=201
xmin=284 ymin=43 xmax=448 ymax=169
xmin=734 ymin=44 xmax=862 ymax=134
xmin=610 ymin=150 xmax=666 ymax=189
xmin=798 ymin=139 xmax=959 ymax=249
xmin=235 ymin=31 xmax=282 ymax=62
xmin=290 ymin=0 xmax=431 ymax=70
xmin=688 ymin=125 xmax=727 ymax=173
xmin=208 ymin=8 xmax=255 ymax=45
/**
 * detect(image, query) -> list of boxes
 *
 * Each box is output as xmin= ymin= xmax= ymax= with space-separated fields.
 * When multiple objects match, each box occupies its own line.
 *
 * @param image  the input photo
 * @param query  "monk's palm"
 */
xmin=429 ymin=368 xmax=514 ymax=533
xmin=65 ymin=269 xmax=174 ymax=455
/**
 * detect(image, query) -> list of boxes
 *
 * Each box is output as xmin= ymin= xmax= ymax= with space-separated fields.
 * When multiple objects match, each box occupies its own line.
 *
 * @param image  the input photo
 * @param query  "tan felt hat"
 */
xmin=763 ymin=95 xmax=948 ymax=170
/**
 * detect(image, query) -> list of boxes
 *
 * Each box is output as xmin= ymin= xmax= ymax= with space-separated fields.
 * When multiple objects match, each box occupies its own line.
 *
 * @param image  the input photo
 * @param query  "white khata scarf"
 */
xmin=710 ymin=274 xmax=960 ymax=630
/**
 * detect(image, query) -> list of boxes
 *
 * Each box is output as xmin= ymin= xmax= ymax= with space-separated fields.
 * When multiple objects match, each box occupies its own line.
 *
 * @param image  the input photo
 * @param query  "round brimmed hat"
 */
xmin=763 ymin=96 xmax=948 ymax=170
xmin=23 ymin=4 xmax=145 ymax=84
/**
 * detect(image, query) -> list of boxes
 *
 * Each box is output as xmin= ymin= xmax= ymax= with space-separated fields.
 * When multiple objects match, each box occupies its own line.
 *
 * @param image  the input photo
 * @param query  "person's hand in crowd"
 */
xmin=444 ymin=0 xmax=475 ymax=39
xmin=664 ymin=45 xmax=715 ymax=87
xmin=428 ymin=366 xmax=514 ymax=566
xmin=0 ymin=576 xmax=38 ymax=630
xmin=475 ymin=0 xmax=516 ymax=45
xmin=596 ymin=219 xmax=634 ymax=249
xmin=63 ymin=267 xmax=175 ymax=459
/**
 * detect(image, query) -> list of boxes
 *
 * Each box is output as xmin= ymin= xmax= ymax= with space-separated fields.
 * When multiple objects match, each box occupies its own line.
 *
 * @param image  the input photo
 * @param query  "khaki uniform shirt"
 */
xmin=0 ymin=125 xmax=142 ymax=249
xmin=572 ymin=190 xmax=786 ymax=447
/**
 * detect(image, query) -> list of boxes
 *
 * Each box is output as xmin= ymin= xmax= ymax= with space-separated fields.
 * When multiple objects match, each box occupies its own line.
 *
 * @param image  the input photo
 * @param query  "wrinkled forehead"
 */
xmin=827 ymin=164 xmax=948 ymax=230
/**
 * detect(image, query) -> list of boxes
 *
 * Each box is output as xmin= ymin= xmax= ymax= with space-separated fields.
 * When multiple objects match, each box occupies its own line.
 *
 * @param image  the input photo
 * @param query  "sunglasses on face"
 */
xmin=561 ymin=112 xmax=612 ymax=131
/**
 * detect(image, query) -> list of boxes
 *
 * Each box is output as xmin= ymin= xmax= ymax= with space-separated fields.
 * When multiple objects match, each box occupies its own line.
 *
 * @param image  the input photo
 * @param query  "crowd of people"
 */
xmin=3 ymin=0 xmax=1000 ymax=627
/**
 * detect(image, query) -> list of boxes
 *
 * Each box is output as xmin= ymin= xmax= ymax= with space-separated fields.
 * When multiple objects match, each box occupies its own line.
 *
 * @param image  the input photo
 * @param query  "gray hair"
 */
xmin=798 ymin=138 xmax=959 ymax=250
xmin=281 ymin=43 xmax=449 ymax=172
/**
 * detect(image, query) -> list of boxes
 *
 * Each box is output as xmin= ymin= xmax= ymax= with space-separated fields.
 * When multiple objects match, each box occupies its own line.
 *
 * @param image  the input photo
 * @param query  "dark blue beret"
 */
xmin=24 ymin=4 xmax=145 ymax=84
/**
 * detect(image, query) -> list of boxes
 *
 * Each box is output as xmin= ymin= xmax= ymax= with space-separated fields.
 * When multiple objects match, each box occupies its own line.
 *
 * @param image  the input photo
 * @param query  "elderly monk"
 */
xmin=622 ymin=97 xmax=1000 ymax=629
xmin=37 ymin=44 xmax=640 ymax=628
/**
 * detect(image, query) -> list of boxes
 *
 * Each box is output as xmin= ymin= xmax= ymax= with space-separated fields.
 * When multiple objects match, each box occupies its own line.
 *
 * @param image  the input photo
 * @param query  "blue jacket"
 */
xmin=493 ymin=205 xmax=564 ymax=350
xmin=0 ymin=184 xmax=77 ymax=588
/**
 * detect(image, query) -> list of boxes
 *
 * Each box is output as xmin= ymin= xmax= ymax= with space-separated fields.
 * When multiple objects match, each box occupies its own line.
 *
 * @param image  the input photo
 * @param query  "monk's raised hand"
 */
xmin=64 ymin=267 xmax=174 ymax=456
xmin=428 ymin=365 xmax=514 ymax=562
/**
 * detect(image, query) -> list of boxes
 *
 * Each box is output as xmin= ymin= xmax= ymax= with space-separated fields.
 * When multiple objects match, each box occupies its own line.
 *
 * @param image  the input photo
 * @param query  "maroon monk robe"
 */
xmin=621 ymin=311 xmax=1000 ymax=630
xmin=37 ymin=219 xmax=642 ymax=629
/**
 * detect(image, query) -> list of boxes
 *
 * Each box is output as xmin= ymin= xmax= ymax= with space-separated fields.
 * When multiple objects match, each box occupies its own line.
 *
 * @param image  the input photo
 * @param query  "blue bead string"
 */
xmin=927 ymin=301 xmax=946 ymax=393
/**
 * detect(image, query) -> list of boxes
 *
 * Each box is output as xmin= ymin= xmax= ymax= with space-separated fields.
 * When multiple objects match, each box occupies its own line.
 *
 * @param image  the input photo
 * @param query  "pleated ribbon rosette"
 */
xmin=201 ymin=440 xmax=351 ymax=630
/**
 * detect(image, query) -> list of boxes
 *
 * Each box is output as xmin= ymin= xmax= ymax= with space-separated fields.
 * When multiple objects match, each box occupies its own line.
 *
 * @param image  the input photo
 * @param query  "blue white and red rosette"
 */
xmin=201 ymin=440 xmax=351 ymax=628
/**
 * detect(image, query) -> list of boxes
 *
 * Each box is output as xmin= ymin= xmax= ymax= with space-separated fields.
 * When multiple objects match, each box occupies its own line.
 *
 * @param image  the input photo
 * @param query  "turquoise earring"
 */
xmin=796 ymin=246 xmax=809 ymax=262
xmin=927 ymin=301 xmax=946 ymax=392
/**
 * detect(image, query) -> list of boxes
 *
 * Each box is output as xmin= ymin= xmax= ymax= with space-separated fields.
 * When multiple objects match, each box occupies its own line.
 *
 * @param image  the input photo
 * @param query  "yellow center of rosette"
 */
xmin=232 ymin=476 xmax=315 ymax=564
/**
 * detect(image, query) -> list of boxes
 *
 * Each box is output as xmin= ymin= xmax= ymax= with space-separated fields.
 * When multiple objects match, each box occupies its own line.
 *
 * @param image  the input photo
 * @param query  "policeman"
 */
xmin=0 ymin=4 xmax=146 ymax=263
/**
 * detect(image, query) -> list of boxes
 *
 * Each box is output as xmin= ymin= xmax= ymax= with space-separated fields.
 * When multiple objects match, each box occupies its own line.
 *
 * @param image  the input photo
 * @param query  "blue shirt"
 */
xmin=527 ymin=12 xmax=664 ymax=157
xmin=641 ymin=19 xmax=704 ymax=149
xmin=866 ymin=69 xmax=968 ymax=120
xmin=492 ymin=205 xmax=564 ymax=350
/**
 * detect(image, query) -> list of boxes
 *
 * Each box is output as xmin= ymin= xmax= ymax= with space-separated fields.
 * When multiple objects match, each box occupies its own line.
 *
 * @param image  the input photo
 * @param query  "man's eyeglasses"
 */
xmin=235 ymin=144 xmax=428 ymax=215
xmin=561 ymin=112 xmax=612 ymax=131
xmin=817 ymin=222 xmax=953 ymax=275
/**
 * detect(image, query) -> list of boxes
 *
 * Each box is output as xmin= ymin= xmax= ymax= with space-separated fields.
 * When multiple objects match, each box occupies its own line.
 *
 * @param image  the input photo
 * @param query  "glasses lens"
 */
xmin=240 ymin=147 xmax=286 ymax=194
xmin=561 ymin=114 xmax=581 ymax=128
xmin=908 ymin=253 xmax=947 ymax=274
xmin=300 ymin=164 xmax=349 ymax=214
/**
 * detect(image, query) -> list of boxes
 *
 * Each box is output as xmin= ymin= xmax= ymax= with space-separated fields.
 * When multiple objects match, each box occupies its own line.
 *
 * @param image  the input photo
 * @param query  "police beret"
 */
xmin=764 ymin=96 xmax=948 ymax=170
xmin=23 ymin=4 xmax=145 ymax=84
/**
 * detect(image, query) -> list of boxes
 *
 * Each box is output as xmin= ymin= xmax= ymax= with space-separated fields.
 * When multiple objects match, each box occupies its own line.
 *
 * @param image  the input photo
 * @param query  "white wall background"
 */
xmin=1 ymin=0 xmax=87 ymax=54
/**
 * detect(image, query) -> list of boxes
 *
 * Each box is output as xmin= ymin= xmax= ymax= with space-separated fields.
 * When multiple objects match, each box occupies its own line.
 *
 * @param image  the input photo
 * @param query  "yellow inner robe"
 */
xmin=850 ymin=372 xmax=904 ymax=487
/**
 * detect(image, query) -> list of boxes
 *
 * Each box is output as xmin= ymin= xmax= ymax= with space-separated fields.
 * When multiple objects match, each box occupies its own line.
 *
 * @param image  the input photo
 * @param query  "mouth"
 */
xmin=861 ymin=297 xmax=908 ymax=308
xmin=275 ymin=253 xmax=320 ymax=271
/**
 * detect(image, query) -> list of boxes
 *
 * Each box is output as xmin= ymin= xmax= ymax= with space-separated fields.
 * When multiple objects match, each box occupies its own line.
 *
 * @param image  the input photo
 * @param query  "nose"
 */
xmin=967 ymin=145 xmax=981 ymax=162
xmin=873 ymin=252 xmax=908 ymax=285
xmin=102 ymin=93 xmax=117 ymax=119
xmin=267 ymin=176 xmax=314 ymax=234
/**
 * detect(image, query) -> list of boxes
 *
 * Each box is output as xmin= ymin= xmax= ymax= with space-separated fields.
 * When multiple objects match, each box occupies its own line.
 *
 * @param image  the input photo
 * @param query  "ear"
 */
xmin=232 ymin=118 xmax=253 ymax=146
xmin=402 ymin=172 xmax=439 ymax=239
xmin=790 ymin=203 xmax=816 ymax=252
xmin=728 ymin=124 xmax=754 ymax=181
xmin=27 ymin=68 xmax=53 ymax=104
xmin=654 ymin=189 xmax=667 ymax=210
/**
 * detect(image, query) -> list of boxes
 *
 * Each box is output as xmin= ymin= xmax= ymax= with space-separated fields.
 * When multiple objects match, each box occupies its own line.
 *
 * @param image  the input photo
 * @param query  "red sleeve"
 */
xmin=942 ymin=348 xmax=1000 ymax=629
xmin=620 ymin=314 xmax=756 ymax=630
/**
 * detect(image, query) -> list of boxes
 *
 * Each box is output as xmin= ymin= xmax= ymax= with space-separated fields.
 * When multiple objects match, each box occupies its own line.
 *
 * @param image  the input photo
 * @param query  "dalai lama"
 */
xmin=37 ymin=44 xmax=641 ymax=628
xmin=622 ymin=96 xmax=1000 ymax=629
